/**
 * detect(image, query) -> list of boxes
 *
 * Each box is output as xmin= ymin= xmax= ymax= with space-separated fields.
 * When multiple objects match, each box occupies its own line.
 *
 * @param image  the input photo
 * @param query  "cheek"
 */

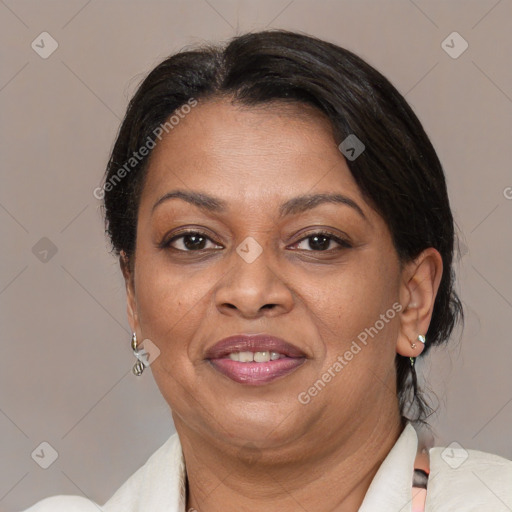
xmin=133 ymin=251 xmax=212 ymax=355
xmin=304 ymin=249 xmax=401 ymax=411
xmin=308 ymin=251 xmax=399 ymax=342
xmin=132 ymin=256 xmax=213 ymax=408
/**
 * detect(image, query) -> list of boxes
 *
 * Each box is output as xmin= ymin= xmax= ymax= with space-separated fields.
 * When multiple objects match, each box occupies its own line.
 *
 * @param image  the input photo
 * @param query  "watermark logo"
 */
xmin=31 ymin=441 xmax=59 ymax=469
xmin=456 ymin=239 xmax=469 ymax=261
xmin=93 ymin=98 xmax=198 ymax=200
xmin=31 ymin=32 xmax=58 ymax=59
xmin=237 ymin=442 xmax=263 ymax=464
xmin=134 ymin=338 xmax=161 ymax=368
xmin=298 ymin=302 xmax=403 ymax=405
xmin=236 ymin=236 xmax=263 ymax=263
xmin=338 ymin=134 xmax=365 ymax=161
xmin=441 ymin=32 xmax=468 ymax=59
xmin=441 ymin=441 xmax=469 ymax=469
xmin=32 ymin=237 xmax=58 ymax=263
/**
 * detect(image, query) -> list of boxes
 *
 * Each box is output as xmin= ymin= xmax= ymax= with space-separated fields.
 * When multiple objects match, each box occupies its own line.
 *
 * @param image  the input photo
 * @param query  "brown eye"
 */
xmin=290 ymin=231 xmax=352 ymax=252
xmin=164 ymin=231 xmax=222 ymax=252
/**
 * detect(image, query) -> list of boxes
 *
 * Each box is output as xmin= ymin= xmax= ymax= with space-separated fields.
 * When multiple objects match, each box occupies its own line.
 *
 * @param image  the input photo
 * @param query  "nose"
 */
xmin=214 ymin=243 xmax=294 ymax=319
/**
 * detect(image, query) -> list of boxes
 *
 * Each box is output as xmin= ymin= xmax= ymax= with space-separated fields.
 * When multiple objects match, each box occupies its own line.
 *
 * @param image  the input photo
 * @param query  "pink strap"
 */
xmin=411 ymin=448 xmax=429 ymax=512
xmin=412 ymin=488 xmax=427 ymax=512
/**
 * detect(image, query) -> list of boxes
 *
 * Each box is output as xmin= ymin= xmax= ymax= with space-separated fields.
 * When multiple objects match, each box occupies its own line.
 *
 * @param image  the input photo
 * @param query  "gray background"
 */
xmin=1 ymin=0 xmax=511 ymax=510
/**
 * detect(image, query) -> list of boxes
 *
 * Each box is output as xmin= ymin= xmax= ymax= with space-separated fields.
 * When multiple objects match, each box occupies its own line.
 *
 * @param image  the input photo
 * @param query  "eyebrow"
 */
xmin=152 ymin=189 xmax=367 ymax=221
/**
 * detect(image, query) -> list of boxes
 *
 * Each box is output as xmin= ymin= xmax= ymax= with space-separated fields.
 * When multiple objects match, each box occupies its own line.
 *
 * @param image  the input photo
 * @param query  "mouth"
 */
xmin=204 ymin=334 xmax=307 ymax=385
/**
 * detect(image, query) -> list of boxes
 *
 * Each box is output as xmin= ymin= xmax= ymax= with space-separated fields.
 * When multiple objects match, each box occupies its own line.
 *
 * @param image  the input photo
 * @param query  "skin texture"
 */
xmin=122 ymin=98 xmax=443 ymax=512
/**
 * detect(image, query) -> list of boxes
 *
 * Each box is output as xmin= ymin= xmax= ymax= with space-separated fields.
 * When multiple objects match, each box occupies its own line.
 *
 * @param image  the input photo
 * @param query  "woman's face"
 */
xmin=127 ymin=98 xmax=411 ymax=456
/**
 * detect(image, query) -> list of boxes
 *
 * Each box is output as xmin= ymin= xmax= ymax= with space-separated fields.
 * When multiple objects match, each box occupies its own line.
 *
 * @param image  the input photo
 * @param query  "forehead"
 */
xmin=140 ymin=98 xmax=364 ymax=209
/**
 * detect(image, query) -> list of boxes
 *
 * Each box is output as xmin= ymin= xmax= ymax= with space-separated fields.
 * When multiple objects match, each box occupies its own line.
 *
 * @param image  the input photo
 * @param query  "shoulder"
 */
xmin=21 ymin=495 xmax=101 ymax=511
xmin=426 ymin=445 xmax=512 ymax=511
xmin=21 ymin=433 xmax=183 ymax=512
xmin=103 ymin=432 xmax=185 ymax=510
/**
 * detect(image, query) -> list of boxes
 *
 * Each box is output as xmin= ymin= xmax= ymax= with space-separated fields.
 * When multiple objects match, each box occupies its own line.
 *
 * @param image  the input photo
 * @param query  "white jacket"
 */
xmin=21 ymin=423 xmax=512 ymax=511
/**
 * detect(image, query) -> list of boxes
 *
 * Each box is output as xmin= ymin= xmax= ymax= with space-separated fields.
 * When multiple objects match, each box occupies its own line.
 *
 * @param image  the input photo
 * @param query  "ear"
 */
xmin=396 ymin=248 xmax=443 ymax=358
xmin=120 ymin=251 xmax=139 ymax=335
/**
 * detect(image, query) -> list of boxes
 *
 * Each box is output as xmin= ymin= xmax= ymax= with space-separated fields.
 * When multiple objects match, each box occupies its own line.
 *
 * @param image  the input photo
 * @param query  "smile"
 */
xmin=208 ymin=355 xmax=306 ymax=385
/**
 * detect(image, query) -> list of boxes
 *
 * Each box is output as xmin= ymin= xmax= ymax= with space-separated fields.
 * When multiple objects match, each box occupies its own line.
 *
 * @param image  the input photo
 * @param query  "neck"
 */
xmin=176 ymin=408 xmax=403 ymax=512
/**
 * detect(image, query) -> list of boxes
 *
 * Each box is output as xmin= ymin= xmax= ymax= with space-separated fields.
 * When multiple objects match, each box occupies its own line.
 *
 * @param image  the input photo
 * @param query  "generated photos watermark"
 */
xmin=93 ymin=97 xmax=198 ymax=200
xmin=298 ymin=301 xmax=403 ymax=405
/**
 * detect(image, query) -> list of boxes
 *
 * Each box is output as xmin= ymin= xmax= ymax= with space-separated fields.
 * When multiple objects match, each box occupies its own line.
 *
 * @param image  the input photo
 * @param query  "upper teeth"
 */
xmin=228 ymin=351 xmax=285 ymax=362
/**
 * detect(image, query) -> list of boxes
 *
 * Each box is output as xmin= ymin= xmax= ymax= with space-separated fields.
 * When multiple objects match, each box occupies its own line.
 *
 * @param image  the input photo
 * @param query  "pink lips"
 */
xmin=205 ymin=334 xmax=307 ymax=385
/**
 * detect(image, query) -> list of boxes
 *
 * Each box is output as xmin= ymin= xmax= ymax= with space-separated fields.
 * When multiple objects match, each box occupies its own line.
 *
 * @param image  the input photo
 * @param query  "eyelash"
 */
xmin=160 ymin=229 xmax=352 ymax=253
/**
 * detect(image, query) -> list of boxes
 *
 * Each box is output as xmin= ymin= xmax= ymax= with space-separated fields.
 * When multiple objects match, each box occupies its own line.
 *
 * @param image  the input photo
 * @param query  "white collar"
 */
xmin=104 ymin=423 xmax=419 ymax=512
xmin=358 ymin=422 xmax=418 ymax=512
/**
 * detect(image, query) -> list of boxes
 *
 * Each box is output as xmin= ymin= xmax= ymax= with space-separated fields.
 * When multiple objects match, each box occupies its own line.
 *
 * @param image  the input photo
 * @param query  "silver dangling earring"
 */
xmin=409 ymin=334 xmax=426 ymax=367
xmin=131 ymin=332 xmax=145 ymax=376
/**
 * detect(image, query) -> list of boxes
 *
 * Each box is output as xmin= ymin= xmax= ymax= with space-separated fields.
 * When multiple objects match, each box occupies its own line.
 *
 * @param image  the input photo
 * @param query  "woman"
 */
xmin=23 ymin=29 xmax=511 ymax=512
